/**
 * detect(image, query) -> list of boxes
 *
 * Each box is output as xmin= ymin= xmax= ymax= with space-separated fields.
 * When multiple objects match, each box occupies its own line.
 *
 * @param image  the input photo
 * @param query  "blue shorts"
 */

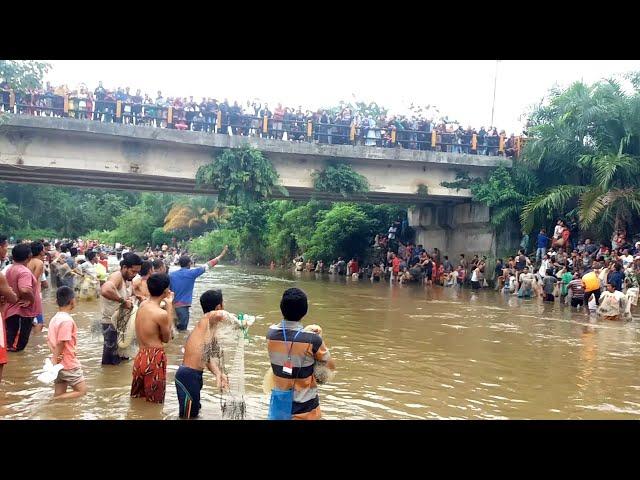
xmin=175 ymin=365 xmax=203 ymax=419
xmin=35 ymin=313 xmax=44 ymax=325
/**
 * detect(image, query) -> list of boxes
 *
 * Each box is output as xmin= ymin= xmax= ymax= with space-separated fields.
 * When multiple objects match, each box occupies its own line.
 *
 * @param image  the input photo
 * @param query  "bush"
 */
xmin=112 ymin=205 xmax=156 ymax=248
xmin=84 ymin=229 xmax=117 ymax=245
xmin=151 ymin=227 xmax=174 ymax=248
xmin=11 ymin=227 xmax=58 ymax=242
xmin=189 ymin=229 xmax=240 ymax=262
xmin=306 ymin=204 xmax=372 ymax=261
xmin=312 ymin=163 xmax=369 ymax=197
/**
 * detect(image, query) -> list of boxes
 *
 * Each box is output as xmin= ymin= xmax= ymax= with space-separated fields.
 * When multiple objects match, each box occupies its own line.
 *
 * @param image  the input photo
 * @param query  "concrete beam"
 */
xmin=0 ymin=115 xmax=511 ymax=168
xmin=0 ymin=114 xmax=508 ymax=203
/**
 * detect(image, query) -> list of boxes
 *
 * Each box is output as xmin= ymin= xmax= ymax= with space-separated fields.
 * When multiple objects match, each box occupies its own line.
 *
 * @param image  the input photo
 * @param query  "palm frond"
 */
xmin=520 ymin=185 xmax=586 ymax=233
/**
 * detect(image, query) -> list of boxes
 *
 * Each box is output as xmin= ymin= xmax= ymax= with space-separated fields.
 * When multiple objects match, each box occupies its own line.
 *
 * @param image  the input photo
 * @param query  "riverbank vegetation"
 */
xmin=439 ymin=73 xmax=640 ymax=240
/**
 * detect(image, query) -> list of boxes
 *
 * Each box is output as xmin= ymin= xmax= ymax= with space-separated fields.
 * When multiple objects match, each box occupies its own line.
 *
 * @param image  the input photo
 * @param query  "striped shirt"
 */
xmin=266 ymin=320 xmax=331 ymax=420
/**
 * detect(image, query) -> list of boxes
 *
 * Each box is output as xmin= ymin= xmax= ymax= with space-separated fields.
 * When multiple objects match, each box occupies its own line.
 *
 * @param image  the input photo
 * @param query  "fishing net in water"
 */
xmin=215 ymin=319 xmax=248 ymax=420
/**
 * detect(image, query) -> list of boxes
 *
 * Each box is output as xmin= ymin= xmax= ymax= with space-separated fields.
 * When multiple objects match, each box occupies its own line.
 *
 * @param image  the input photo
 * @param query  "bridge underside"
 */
xmin=0 ymin=164 xmax=466 ymax=206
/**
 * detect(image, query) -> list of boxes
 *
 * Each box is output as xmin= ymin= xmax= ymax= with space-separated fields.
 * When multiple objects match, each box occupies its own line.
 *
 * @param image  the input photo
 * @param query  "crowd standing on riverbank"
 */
xmin=289 ymin=218 xmax=640 ymax=321
xmin=0 ymin=80 xmax=524 ymax=156
xmin=0 ymin=234 xmax=336 ymax=419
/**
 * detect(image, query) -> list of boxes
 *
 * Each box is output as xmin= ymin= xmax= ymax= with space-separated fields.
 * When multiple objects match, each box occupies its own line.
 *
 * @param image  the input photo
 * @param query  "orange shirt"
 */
xmin=392 ymin=257 xmax=401 ymax=273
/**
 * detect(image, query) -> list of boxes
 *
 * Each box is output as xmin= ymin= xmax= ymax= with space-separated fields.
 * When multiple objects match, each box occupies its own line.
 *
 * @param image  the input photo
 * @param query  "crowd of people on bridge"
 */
xmin=0 ymin=79 xmax=524 ymax=156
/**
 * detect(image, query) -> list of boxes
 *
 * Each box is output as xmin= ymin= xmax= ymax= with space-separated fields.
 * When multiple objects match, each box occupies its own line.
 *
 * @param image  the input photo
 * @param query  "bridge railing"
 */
xmin=0 ymin=88 xmax=524 ymax=158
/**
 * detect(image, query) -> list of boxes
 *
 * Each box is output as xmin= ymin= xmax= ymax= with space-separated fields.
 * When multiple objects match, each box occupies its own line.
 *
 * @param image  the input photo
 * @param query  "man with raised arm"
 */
xmin=169 ymin=245 xmax=228 ymax=331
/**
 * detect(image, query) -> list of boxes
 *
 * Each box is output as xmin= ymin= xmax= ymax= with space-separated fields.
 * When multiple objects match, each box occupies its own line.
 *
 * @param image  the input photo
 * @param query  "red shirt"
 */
xmin=348 ymin=261 xmax=359 ymax=274
xmin=4 ymin=263 xmax=41 ymax=319
xmin=392 ymin=257 xmax=401 ymax=273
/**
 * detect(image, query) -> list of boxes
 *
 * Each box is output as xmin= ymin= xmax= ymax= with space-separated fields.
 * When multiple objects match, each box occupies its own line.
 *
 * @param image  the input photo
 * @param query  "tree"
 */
xmin=306 ymin=204 xmax=373 ymax=261
xmin=312 ymin=163 xmax=369 ymax=197
xmin=163 ymin=197 xmax=228 ymax=233
xmin=195 ymin=146 xmax=287 ymax=206
xmin=112 ymin=205 xmax=156 ymax=247
xmin=520 ymin=76 xmax=640 ymax=237
xmin=0 ymin=60 xmax=51 ymax=91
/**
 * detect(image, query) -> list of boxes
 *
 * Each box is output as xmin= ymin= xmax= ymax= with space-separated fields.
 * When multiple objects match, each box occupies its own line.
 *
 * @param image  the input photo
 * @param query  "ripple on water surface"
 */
xmin=2 ymin=266 xmax=640 ymax=419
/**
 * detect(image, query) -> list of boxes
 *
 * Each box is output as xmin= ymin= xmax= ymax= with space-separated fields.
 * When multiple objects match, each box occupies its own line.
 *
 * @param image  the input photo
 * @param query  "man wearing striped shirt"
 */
xmin=266 ymin=288 xmax=335 ymax=420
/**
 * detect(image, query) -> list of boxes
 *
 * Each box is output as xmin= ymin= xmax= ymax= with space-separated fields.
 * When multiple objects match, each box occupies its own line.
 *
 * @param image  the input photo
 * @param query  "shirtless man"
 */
xmin=131 ymin=260 xmax=153 ymax=302
xmin=152 ymin=258 xmax=167 ymax=274
xmin=100 ymin=252 xmax=142 ymax=365
xmin=130 ymin=273 xmax=174 ymax=404
xmin=27 ymin=241 xmax=47 ymax=333
xmin=175 ymin=289 xmax=249 ymax=418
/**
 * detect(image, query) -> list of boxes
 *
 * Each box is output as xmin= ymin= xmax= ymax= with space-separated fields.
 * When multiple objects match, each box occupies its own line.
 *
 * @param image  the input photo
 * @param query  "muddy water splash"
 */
xmin=2 ymin=266 xmax=640 ymax=419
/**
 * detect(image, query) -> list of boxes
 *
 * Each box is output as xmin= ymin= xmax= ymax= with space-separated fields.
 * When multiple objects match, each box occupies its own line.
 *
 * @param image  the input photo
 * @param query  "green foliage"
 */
xmin=0 ymin=60 xmax=51 ymax=91
xmin=306 ymin=204 xmax=373 ymax=261
xmin=0 ymin=197 xmax=20 ymax=232
xmin=195 ymin=146 xmax=286 ymax=206
xmin=11 ymin=227 xmax=58 ymax=241
xmin=322 ymin=100 xmax=388 ymax=119
xmin=189 ymin=229 xmax=240 ymax=261
xmin=265 ymin=200 xmax=330 ymax=262
xmin=84 ymin=229 xmax=118 ymax=245
xmin=111 ymin=205 xmax=156 ymax=248
xmin=416 ymin=184 xmax=429 ymax=196
xmin=440 ymin=170 xmax=482 ymax=191
xmin=224 ymin=202 xmax=270 ymax=263
xmin=520 ymin=74 xmax=640 ymax=236
xmin=312 ymin=163 xmax=369 ymax=197
xmin=151 ymin=227 xmax=174 ymax=247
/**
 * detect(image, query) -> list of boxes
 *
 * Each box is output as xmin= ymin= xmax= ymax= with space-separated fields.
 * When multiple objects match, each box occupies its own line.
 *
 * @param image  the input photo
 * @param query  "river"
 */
xmin=1 ymin=265 xmax=640 ymax=419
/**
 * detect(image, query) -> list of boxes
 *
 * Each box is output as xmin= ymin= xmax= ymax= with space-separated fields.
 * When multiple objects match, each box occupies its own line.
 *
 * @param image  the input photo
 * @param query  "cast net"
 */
xmin=215 ymin=316 xmax=248 ymax=420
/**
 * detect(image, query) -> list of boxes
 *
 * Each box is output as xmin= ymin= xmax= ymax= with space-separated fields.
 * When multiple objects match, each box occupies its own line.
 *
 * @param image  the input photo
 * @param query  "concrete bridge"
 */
xmin=0 ymin=115 xmax=514 ymax=256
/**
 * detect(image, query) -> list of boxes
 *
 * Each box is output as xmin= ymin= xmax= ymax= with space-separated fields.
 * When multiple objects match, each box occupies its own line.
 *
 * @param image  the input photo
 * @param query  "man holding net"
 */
xmin=175 ymin=289 xmax=250 ymax=419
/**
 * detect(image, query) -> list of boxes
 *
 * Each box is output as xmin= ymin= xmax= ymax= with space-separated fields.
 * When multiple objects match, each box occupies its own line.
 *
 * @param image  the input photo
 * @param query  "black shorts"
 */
xmin=175 ymin=365 xmax=204 ymax=419
xmin=585 ymin=289 xmax=601 ymax=304
xmin=544 ymin=293 xmax=555 ymax=302
xmin=471 ymin=280 xmax=480 ymax=290
xmin=571 ymin=297 xmax=584 ymax=307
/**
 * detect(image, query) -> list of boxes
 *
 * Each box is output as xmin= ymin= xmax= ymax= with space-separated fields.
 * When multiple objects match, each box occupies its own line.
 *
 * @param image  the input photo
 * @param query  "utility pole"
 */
xmin=490 ymin=60 xmax=499 ymax=128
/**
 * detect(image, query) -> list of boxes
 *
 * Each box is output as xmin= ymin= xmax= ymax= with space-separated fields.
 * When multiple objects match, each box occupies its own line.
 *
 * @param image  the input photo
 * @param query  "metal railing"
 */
xmin=0 ymin=89 xmax=525 ymax=157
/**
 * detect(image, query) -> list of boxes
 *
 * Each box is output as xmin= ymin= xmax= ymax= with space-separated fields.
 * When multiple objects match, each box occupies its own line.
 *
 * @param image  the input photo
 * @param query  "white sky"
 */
xmin=42 ymin=60 xmax=640 ymax=134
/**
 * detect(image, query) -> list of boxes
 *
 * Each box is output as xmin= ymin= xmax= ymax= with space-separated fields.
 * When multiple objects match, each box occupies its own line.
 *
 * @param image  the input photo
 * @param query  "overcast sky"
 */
xmin=43 ymin=60 xmax=640 ymax=133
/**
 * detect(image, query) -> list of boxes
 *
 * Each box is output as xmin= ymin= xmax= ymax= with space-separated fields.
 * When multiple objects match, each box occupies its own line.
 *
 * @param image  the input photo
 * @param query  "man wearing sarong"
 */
xmin=100 ymin=253 xmax=142 ymax=365
xmin=131 ymin=273 xmax=174 ymax=404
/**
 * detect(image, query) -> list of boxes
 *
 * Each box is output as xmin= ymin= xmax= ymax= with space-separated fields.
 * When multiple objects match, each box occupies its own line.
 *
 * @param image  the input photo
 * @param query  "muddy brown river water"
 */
xmin=1 ymin=265 xmax=640 ymax=419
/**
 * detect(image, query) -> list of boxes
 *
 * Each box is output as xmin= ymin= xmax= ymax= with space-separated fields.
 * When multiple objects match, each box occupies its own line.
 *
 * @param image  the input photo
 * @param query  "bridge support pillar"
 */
xmin=408 ymin=202 xmax=518 ymax=259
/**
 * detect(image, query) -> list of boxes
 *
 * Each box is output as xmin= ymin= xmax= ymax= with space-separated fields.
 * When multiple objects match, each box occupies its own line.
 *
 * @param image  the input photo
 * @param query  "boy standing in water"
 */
xmin=131 ymin=273 xmax=174 ymax=404
xmin=175 ymin=289 xmax=249 ymax=418
xmin=48 ymin=286 xmax=87 ymax=400
xmin=266 ymin=288 xmax=335 ymax=420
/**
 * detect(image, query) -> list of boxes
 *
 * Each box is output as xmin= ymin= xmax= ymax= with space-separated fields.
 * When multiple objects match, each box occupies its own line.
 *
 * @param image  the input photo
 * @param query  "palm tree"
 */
xmin=163 ymin=198 xmax=228 ymax=233
xmin=520 ymin=76 xmax=640 ymax=237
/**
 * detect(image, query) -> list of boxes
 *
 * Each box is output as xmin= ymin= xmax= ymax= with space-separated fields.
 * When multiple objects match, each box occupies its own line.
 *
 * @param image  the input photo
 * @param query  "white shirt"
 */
xmin=622 ymin=255 xmax=634 ymax=268
xmin=554 ymin=225 xmax=563 ymax=238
